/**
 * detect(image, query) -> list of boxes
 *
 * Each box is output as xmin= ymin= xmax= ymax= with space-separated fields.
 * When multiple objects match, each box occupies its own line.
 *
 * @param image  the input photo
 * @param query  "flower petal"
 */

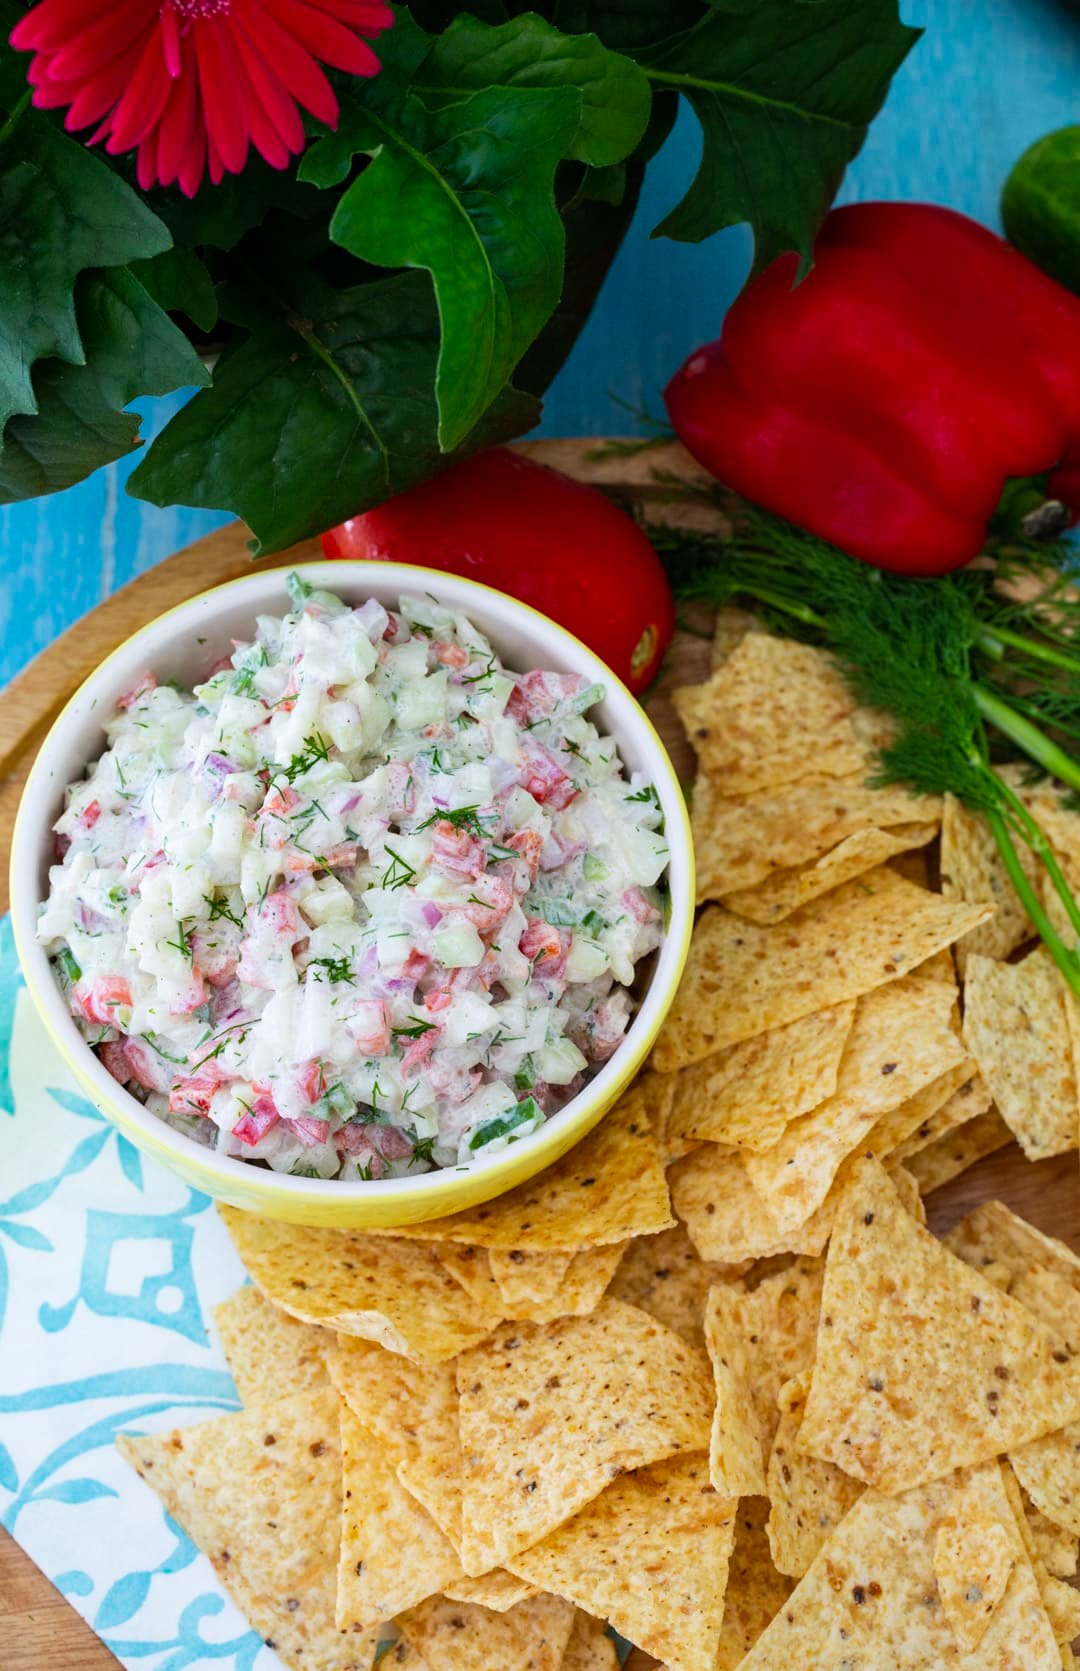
xmin=261 ymin=0 xmax=384 ymax=75
xmin=106 ymin=25 xmax=172 ymax=151
xmin=194 ymin=20 xmax=249 ymax=175
xmin=232 ymin=0 xmax=338 ymax=125
xmin=229 ymin=22 xmax=305 ymax=153
xmin=155 ymin=40 xmax=201 ymax=187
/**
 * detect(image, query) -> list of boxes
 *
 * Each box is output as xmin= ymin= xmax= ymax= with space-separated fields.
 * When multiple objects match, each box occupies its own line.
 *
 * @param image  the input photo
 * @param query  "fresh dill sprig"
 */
xmin=652 ymin=505 xmax=1080 ymax=999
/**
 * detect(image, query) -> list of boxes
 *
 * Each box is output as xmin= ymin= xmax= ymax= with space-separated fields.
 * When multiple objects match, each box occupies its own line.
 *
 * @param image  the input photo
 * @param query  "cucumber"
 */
xmin=1002 ymin=126 xmax=1080 ymax=294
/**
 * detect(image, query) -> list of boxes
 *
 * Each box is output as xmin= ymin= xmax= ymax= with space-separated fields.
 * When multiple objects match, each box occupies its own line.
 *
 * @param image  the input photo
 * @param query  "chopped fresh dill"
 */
xmin=309 ymin=955 xmax=354 ymax=984
xmin=164 ymin=921 xmax=194 ymax=962
xmin=416 ymin=804 xmax=492 ymax=837
xmin=393 ymin=1017 xmax=435 ymax=1039
xmin=381 ymin=844 xmax=417 ymax=890
xmin=204 ymin=894 xmax=244 ymax=928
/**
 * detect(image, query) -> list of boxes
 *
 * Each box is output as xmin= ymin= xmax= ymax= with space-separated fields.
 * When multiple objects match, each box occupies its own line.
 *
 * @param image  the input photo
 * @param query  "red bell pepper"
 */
xmin=665 ymin=202 xmax=1080 ymax=576
xmin=320 ymin=448 xmax=674 ymax=694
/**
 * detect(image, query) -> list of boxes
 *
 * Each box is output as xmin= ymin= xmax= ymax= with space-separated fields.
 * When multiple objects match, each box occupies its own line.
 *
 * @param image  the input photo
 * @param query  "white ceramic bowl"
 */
xmin=11 ymin=562 xmax=694 ymax=1227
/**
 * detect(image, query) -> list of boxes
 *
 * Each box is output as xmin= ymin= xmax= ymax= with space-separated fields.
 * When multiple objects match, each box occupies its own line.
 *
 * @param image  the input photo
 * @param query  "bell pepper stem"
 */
xmin=984 ymin=802 xmax=1080 ymax=1003
xmin=972 ymin=683 xmax=1080 ymax=794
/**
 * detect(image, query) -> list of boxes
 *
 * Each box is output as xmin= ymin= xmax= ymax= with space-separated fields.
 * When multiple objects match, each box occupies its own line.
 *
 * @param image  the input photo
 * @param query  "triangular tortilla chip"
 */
xmin=715 ymin=1498 xmax=793 ymax=1671
xmin=904 ymin=1108 xmax=1013 ymax=1195
xmin=797 ymin=1160 xmax=1080 ymax=1493
xmin=766 ymin=1373 xmax=863 ymax=1578
xmin=1000 ymin=1464 xmax=1080 ymax=1647
xmin=941 ymin=791 xmax=1037 ymax=971
xmin=1023 ymin=1493 xmax=1080 ymax=1579
xmin=218 ymin=1207 xmax=499 ymax=1362
xmin=490 ymin=1250 xmax=574 ymax=1308
xmin=508 ymin=1455 xmax=734 ymax=1671
xmin=214 ymin=1283 xmax=330 ymax=1406
xmin=436 ymin=1244 xmax=504 ymax=1312
xmin=117 ymin=1389 xmax=378 ymax=1671
xmin=673 ymin=635 xmax=863 ymax=794
xmin=653 ymin=869 xmax=991 ymax=1071
xmin=743 ymin=978 xmax=967 ymax=1235
xmin=457 ymin=1299 xmax=713 ymax=1572
xmin=608 ymin=1224 xmax=747 ymax=1348
xmin=442 ymin=1570 xmax=536 ymax=1610
xmin=362 ymin=1084 xmax=673 ymax=1251
xmin=336 ymin=1404 xmax=460 ymax=1630
xmin=705 ymin=1284 xmax=769 ymax=1497
xmin=933 ymin=1507 xmax=1015 ymax=1653
xmin=723 ymin=822 xmax=938 ymax=925
xmin=887 ymin=1071 xmax=993 ymax=1164
xmin=666 ymin=1003 xmax=856 ymax=1151
xmin=963 ymin=950 xmax=1080 ymax=1159
xmin=692 ymin=772 xmax=936 ymax=904
xmin=944 ymin=1199 xmax=1080 ymax=1292
xmin=671 ymin=1143 xmax=835 ymax=1265
xmin=560 ymin=1611 xmax=618 ymax=1671
xmin=398 ymin=1593 xmax=576 ymax=1671
xmin=327 ymin=1340 xmax=463 ymax=1546
xmin=737 ymin=1463 xmax=1059 ymax=1669
xmin=488 ymin=1244 xmax=626 ymax=1325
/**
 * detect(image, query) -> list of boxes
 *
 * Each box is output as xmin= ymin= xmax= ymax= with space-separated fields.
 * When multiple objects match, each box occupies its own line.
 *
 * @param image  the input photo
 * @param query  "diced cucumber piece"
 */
xmin=536 ymin=1036 xmax=588 ymax=1084
xmin=565 ymin=937 xmax=609 ymax=982
xmin=57 ymin=947 xmax=81 ymax=986
xmin=582 ymin=852 xmax=609 ymax=883
xmin=572 ymin=682 xmax=605 ymax=714
xmin=433 ymin=919 xmax=485 ymax=968
xmin=469 ymin=1096 xmax=543 ymax=1151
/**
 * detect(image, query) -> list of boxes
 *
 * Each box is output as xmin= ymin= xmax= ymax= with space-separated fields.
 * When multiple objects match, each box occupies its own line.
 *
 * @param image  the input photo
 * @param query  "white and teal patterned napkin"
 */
xmin=0 ymin=914 xmax=286 ymax=1671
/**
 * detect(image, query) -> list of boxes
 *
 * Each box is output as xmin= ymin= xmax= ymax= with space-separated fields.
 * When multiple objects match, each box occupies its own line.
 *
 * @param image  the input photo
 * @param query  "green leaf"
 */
xmin=0 ymin=269 xmax=209 ymax=502
xmin=0 ymin=116 xmax=171 ymax=430
xmin=547 ymin=0 xmax=709 ymax=52
xmin=304 ymin=85 xmax=579 ymax=451
xmin=145 ymin=158 xmax=326 ymax=252
xmin=642 ymin=0 xmax=920 ymax=265
xmin=414 ymin=13 xmax=651 ymax=166
xmin=129 ymin=247 xmax=218 ymax=333
xmin=128 ymin=271 xmax=539 ymax=553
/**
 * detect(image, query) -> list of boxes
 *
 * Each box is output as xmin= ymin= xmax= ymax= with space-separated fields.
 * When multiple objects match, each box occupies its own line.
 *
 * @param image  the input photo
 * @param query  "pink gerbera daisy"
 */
xmin=10 ymin=0 xmax=393 ymax=197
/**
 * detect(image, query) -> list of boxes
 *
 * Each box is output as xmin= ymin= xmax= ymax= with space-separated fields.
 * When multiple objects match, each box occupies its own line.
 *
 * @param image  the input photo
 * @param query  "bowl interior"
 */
xmin=11 ymin=561 xmax=694 ymax=1223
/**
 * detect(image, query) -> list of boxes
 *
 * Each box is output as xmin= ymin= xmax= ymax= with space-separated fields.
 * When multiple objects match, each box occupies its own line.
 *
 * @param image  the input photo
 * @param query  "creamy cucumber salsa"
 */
xmin=39 ymin=577 xmax=669 ymax=1180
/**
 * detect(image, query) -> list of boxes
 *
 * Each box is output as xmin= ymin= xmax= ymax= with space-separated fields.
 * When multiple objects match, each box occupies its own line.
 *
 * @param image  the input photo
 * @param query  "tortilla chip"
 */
xmin=860 ymin=1059 xmax=975 ymax=1165
xmin=673 ymin=635 xmax=863 ymax=794
xmin=436 ymin=1244 xmax=504 ymax=1312
xmin=666 ymin=1003 xmax=856 ymax=1152
xmin=691 ymin=772 xmax=938 ymax=904
xmin=743 ymin=978 xmax=967 ymax=1235
xmin=213 ymin=1283 xmax=330 ymax=1406
xmin=716 ymin=1498 xmax=793 ymax=1671
xmin=327 ymin=1340 xmax=463 ymax=1544
xmin=490 ymin=1249 xmax=574 ymax=1308
xmin=1011 ymin=1422 xmax=1080 ymax=1539
xmin=670 ymin=1144 xmax=833 ymax=1265
xmin=484 ymin=1245 xmax=625 ymax=1325
xmin=219 ymin=1208 xmax=499 ymax=1362
xmin=457 ymin=1300 xmax=713 ymax=1572
xmin=711 ymin=605 xmax=763 ymax=669
xmin=653 ymin=868 xmax=991 ymax=1071
xmin=705 ymin=1283 xmax=769 ymax=1497
xmin=766 ymin=1373 xmax=863 ymax=1578
xmin=508 ymin=1454 xmax=734 ymax=1671
xmin=1001 ymin=1462 xmax=1080 ymax=1647
xmin=933 ymin=1506 xmax=1015 ymax=1653
xmin=940 ymin=792 xmax=1037 ymax=970
xmin=944 ymin=1199 xmax=1080 ymax=1292
xmin=737 ymin=1463 xmax=1059 ymax=1669
xmin=441 ymin=1570 xmax=537 ymax=1610
xmin=637 ymin=1068 xmax=692 ymax=1167
xmin=797 ymin=1160 xmax=1080 ymax=1494
xmin=745 ymin=1258 xmax=827 ymax=1409
xmin=1024 ymin=1492 xmax=1080 ymax=1579
xmin=607 ymin=1223 xmax=747 ymax=1348
xmin=116 ymin=1389 xmax=376 ymax=1671
xmin=886 ymin=1072 xmax=993 ymax=1164
xmin=560 ymin=1611 xmax=618 ymax=1671
xmin=336 ymin=1403 xmax=460 ymax=1630
xmin=904 ymin=1108 xmax=1014 ymax=1195
xmin=398 ymin=1593 xmax=576 ymax=1671
xmin=723 ymin=822 xmax=938 ymax=925
xmin=363 ymin=1084 xmax=673 ymax=1251
xmin=963 ymin=950 xmax=1079 ymax=1159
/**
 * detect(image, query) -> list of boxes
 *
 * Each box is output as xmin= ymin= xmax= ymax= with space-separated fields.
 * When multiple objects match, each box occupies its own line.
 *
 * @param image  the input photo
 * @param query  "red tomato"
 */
xmin=319 ymin=448 xmax=674 ymax=694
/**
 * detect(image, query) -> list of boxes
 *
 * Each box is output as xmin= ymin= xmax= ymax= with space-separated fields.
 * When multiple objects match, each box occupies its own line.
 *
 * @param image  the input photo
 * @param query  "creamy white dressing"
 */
xmin=39 ymin=577 xmax=668 ymax=1180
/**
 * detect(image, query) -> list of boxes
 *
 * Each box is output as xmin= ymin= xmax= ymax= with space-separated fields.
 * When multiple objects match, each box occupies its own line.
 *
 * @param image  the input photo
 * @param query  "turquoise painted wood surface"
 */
xmin=2 ymin=0 xmax=1079 ymax=685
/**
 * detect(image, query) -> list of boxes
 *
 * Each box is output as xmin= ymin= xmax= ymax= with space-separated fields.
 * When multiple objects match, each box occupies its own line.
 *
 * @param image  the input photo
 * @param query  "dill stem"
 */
xmin=990 ymin=767 xmax=1080 ymax=942
xmin=972 ymin=683 xmax=1080 ymax=794
xmin=984 ymin=803 xmax=1080 ymax=1003
xmin=976 ymin=623 xmax=1080 ymax=678
xmin=719 ymin=581 xmax=828 ymax=632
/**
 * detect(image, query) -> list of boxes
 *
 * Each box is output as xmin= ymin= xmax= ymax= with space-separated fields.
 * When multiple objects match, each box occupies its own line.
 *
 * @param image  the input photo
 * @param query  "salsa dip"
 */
xmin=37 ymin=576 xmax=669 ymax=1181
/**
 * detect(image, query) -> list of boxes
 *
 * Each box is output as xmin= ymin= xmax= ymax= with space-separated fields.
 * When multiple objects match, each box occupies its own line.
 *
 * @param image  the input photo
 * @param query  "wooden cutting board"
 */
xmin=0 ymin=438 xmax=1076 ymax=1671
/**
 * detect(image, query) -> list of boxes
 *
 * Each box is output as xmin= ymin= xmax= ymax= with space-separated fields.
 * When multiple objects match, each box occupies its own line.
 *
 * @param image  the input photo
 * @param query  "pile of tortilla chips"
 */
xmin=116 ymin=616 xmax=1080 ymax=1670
